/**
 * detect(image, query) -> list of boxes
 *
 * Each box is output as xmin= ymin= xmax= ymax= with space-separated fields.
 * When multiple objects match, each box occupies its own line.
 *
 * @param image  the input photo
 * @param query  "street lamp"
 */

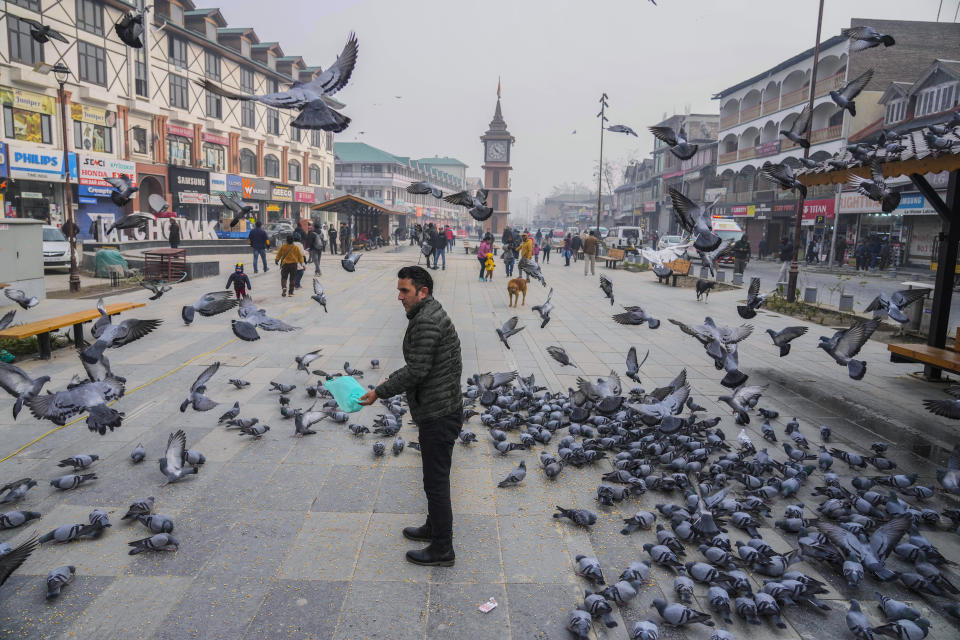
xmin=52 ymin=62 xmax=80 ymax=292
xmin=595 ymin=93 xmax=608 ymax=236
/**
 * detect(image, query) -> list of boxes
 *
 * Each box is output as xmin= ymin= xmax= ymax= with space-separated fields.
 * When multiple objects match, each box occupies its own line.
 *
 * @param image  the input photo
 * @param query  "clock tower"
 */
xmin=480 ymin=90 xmax=514 ymax=235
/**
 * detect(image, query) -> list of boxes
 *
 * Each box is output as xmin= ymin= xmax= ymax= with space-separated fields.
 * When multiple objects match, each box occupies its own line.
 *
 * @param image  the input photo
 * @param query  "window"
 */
xmin=205 ymin=51 xmax=221 ymax=81
xmin=266 ymin=78 xmax=278 ymax=93
xmin=206 ymin=21 xmax=217 ymax=41
xmin=8 ymin=17 xmax=42 ymax=65
xmin=169 ymin=74 xmax=189 ymax=109
xmin=77 ymin=42 xmax=106 ymax=86
xmin=202 ymin=143 xmax=225 ymax=171
xmin=264 ymin=154 xmax=279 ymax=178
xmin=9 ymin=0 xmax=42 ymax=10
xmin=290 ymin=124 xmax=300 ymax=142
xmin=239 ymin=148 xmax=257 ymax=174
xmin=167 ymin=136 xmax=192 ymax=166
xmin=135 ymin=48 xmax=148 ymax=97
xmin=240 ymin=69 xmax=255 ymax=128
xmin=327 ymin=167 xmax=332 ymax=186
xmin=205 ymin=90 xmax=222 ymax=119
xmin=884 ymin=99 xmax=906 ymax=124
xmin=132 ymin=126 xmax=148 ymax=154
xmin=916 ymin=82 xmax=959 ymax=117
xmin=169 ymin=2 xmax=184 ymax=24
xmin=74 ymin=120 xmax=113 ymax=153
xmin=76 ymin=0 xmax=104 ymax=35
xmin=267 ymin=109 xmax=280 ymax=135
xmin=326 ymin=132 xmax=334 ymax=150
xmin=241 ymin=39 xmax=251 ymax=58
xmin=288 ymin=160 xmax=301 ymax=182
xmin=169 ymin=36 xmax=188 ymax=69
xmin=309 ymin=164 xmax=322 ymax=185
xmin=3 ymin=104 xmax=52 ymax=144
xmin=311 ymin=129 xmax=324 ymax=149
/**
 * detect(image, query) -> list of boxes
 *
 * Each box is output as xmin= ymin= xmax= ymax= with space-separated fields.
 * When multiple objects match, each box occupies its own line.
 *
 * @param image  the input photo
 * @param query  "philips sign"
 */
xmin=8 ymin=143 xmax=77 ymax=181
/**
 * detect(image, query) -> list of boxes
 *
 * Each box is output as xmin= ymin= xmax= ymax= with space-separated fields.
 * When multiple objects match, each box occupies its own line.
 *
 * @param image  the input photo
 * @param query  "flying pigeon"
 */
xmin=695 ymin=279 xmax=716 ymax=301
xmin=842 ymin=25 xmax=895 ymax=51
xmin=0 ymin=310 xmax=14 ymax=331
xmin=668 ymin=188 xmax=722 ymax=252
xmin=341 ymin=252 xmax=361 ymax=272
xmin=718 ymin=384 xmax=766 ymax=423
xmin=443 ymin=189 xmax=493 ymax=221
xmin=18 ymin=18 xmax=69 ymax=43
xmin=140 ymin=279 xmax=171 ymax=300
xmin=160 ymin=429 xmax=199 ymax=484
xmin=45 ymin=565 xmax=75 ymax=599
xmin=294 ymin=406 xmax=327 ymax=436
xmin=760 ymin=161 xmax=808 ymax=198
xmin=181 ymin=291 xmax=239 ymax=324
xmin=0 ymin=534 xmax=38 ymax=587
xmin=406 ymin=181 xmax=444 ymax=199
xmin=531 ymin=288 xmax=554 ymax=327
xmin=649 ymin=124 xmax=699 ymax=160
xmin=607 ymin=124 xmax=638 ymax=136
xmin=864 ymin=288 xmax=928 ymax=324
xmin=599 ymin=274 xmax=615 ymax=305
xmin=103 ymin=174 xmax=140 ymax=209
xmin=0 ymin=362 xmax=50 ymax=418
xmin=737 ymin=277 xmax=768 ymax=319
xmin=612 ymin=305 xmax=660 ymax=329
xmin=232 ymin=297 xmax=299 ymax=341
xmin=625 ymin=346 xmax=648 ymax=383
xmin=780 ymin=103 xmax=812 ymax=148
xmin=311 ymin=278 xmax=328 ymax=311
xmin=114 ymin=6 xmax=150 ymax=48
xmin=80 ymin=304 xmax=161 ymax=363
xmin=196 ymin=33 xmax=358 ymax=131
xmin=518 ymin=258 xmax=546 ymax=286
xmin=640 ymin=243 xmax=692 ymax=277
xmin=848 ymin=162 xmax=901 ymax=213
xmin=766 ymin=326 xmax=808 ymax=357
xmin=697 ymin=240 xmax=733 ymax=278
xmin=830 ymin=68 xmax=874 ymax=116
xmin=295 ymin=349 xmax=323 ymax=372
xmin=179 ymin=362 xmax=221 ymax=412
xmin=817 ymin=318 xmax=879 ymax=380
xmin=29 ymin=375 xmax=125 ymax=434
xmin=219 ymin=194 xmax=254 ymax=227
xmin=496 ymin=316 xmax=524 ymax=349
xmin=546 ymin=345 xmax=576 ymax=367
xmin=4 ymin=289 xmax=38 ymax=310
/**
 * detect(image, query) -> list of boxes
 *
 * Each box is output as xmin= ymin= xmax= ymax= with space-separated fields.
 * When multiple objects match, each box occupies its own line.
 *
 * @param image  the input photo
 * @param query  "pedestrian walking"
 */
xmin=225 ymin=262 xmax=252 ymax=299
xmin=571 ymin=233 xmax=582 ymax=262
xmin=519 ymin=232 xmax=534 ymax=281
xmin=307 ymin=223 xmax=323 ymax=275
xmin=60 ymin=218 xmax=78 ymax=241
xmin=541 ymin=238 xmax=552 ymax=263
xmin=394 ymin=226 xmax=401 ymax=246
xmin=328 ymin=224 xmax=338 ymax=254
xmin=248 ymin=221 xmax=268 ymax=273
xmin=563 ymin=234 xmax=572 ymax=266
xmin=433 ymin=225 xmax=447 ymax=271
xmin=425 ymin=224 xmax=438 ymax=269
xmin=168 ymin=219 xmax=181 ymax=249
xmin=731 ymin=234 xmax=750 ymax=275
xmin=339 ymin=222 xmax=351 ymax=255
xmin=532 ymin=242 xmax=541 ymax=264
xmin=777 ymin=237 xmax=794 ymax=283
xmin=294 ymin=239 xmax=307 ymax=288
xmin=805 ymin=239 xmax=816 ymax=265
xmin=501 ymin=242 xmax=515 ymax=277
xmin=758 ymin=237 xmax=767 ymax=261
xmin=445 ymin=225 xmax=454 ymax=250
xmin=535 ymin=229 xmax=543 ymax=247
xmin=582 ymin=230 xmax=600 ymax=276
xmin=484 ymin=252 xmax=495 ymax=281
xmin=477 ymin=235 xmax=491 ymax=281
xmin=274 ymin=235 xmax=304 ymax=297
xmin=358 ymin=266 xmax=463 ymax=566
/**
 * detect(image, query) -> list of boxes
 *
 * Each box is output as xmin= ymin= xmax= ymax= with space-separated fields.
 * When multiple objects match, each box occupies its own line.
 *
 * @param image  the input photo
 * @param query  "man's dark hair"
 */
xmin=398 ymin=265 xmax=433 ymax=294
xmin=255 ymin=221 xmax=262 ymax=228
xmin=286 ymin=234 xmax=294 ymax=243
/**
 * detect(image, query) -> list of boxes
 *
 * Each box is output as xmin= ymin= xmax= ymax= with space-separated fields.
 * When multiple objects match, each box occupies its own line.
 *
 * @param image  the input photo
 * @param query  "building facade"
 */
xmin=1 ymin=0 xmax=337 ymax=237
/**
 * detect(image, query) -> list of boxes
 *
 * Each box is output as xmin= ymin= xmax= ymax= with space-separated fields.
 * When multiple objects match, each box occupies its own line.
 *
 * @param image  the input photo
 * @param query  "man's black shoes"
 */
xmin=402 ymin=523 xmax=432 ymax=542
xmin=405 ymin=541 xmax=455 ymax=567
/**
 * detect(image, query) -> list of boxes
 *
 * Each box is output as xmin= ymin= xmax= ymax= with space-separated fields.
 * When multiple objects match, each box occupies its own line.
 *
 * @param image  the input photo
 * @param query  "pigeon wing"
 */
xmin=863 ymin=294 xmax=885 ymax=313
xmin=313 ymin=278 xmax=325 ymax=296
xmin=747 ymin=277 xmax=760 ymax=303
xmin=668 ymin=188 xmax=701 ymax=231
xmin=648 ymin=126 xmax=678 ymax=146
xmin=0 ymin=534 xmax=39 ymax=587
xmin=835 ymin=319 xmax=879 ymax=358
xmin=219 ymin=193 xmax=243 ymax=213
xmin=789 ymin=103 xmax=812 ymax=136
xmin=778 ymin=326 xmax=809 ymax=342
xmin=720 ymin=324 xmax=754 ymax=344
xmin=869 ymin=514 xmax=912 ymax=560
xmin=191 ymin=361 xmax=220 ymax=392
xmin=890 ymin=288 xmax=929 ymax=310
xmin=231 ymin=319 xmax=260 ymax=341
xmin=662 ymin=383 xmax=691 ymax=414
xmin=0 ymin=363 xmax=37 ymax=397
xmin=500 ymin=316 xmax=520 ymax=334
xmin=104 ymin=176 xmax=130 ymax=191
xmin=840 ymin=69 xmax=874 ymax=101
xmin=443 ymin=191 xmax=475 ymax=207
xmin=258 ymin=315 xmax=298 ymax=332
xmin=113 ymin=318 xmax=162 ymax=345
xmin=164 ymin=429 xmax=187 ymax=476
xmin=310 ymin=32 xmax=359 ymax=95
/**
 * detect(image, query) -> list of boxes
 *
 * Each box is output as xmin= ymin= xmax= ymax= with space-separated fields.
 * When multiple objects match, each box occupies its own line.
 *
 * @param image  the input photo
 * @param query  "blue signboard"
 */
xmin=0 ymin=141 xmax=7 ymax=178
xmin=897 ymin=192 xmax=924 ymax=209
xmin=78 ymin=184 xmax=114 ymax=198
xmin=226 ymin=174 xmax=243 ymax=193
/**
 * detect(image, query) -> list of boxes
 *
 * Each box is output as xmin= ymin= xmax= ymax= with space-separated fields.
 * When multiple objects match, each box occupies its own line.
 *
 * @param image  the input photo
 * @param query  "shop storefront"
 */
xmin=838 ymin=190 xmax=943 ymax=267
xmin=271 ymin=182 xmax=293 ymax=222
xmin=201 ymin=132 xmax=228 ymax=173
xmin=799 ymin=198 xmax=836 ymax=261
xmin=4 ymin=142 xmax=76 ymax=223
xmin=0 ymin=142 xmax=7 ymax=218
xmin=168 ymin=166 xmax=210 ymax=221
xmin=238 ymin=176 xmax=270 ymax=222
xmin=75 ymin=153 xmax=136 ymax=237
xmin=166 ymin=124 xmax=194 ymax=167
xmin=71 ymin=104 xmax=116 ymax=155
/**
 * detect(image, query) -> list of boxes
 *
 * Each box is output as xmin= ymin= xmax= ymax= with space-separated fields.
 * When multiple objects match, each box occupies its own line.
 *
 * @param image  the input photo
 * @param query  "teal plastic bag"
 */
xmin=324 ymin=376 xmax=366 ymax=413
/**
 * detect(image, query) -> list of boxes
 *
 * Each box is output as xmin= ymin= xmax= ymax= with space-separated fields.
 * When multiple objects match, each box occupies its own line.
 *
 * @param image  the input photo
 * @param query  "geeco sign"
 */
xmin=79 ymin=153 xmax=136 ymax=187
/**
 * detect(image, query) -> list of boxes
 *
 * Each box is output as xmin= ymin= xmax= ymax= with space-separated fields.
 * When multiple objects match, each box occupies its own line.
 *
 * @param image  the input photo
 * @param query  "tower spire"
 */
xmin=497 ymin=76 xmax=501 ymax=99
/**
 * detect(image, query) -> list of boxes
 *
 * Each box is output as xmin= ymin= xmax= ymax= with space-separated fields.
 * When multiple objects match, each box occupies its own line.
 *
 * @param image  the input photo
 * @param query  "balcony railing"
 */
xmin=720 ymin=113 xmax=739 ymax=129
xmin=718 ymin=150 xmax=738 ymax=164
xmin=810 ymin=124 xmax=842 ymax=144
xmin=780 ymin=84 xmax=809 ymax=109
xmin=762 ymin=98 xmax=780 ymax=115
xmin=740 ymin=104 xmax=761 ymax=122
xmin=814 ymin=71 xmax=845 ymax=97
xmin=738 ymin=146 xmax=757 ymax=160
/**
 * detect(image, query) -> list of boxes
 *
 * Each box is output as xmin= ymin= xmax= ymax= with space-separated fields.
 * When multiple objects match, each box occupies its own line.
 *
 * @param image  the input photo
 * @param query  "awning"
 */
xmin=310 ymin=194 xmax=406 ymax=217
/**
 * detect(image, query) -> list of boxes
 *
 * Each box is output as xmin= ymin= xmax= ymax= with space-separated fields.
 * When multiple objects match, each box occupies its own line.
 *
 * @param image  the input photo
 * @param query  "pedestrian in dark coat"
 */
xmin=168 ymin=219 xmax=181 ymax=249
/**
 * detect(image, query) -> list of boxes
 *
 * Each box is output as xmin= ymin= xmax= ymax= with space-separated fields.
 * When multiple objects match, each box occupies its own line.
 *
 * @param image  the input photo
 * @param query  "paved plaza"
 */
xmin=1 ymin=245 xmax=959 ymax=640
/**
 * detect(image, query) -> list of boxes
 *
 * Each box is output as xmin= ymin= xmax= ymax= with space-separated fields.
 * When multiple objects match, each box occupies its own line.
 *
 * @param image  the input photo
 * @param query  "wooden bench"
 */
xmin=0 ymin=301 xmax=146 ymax=360
xmin=889 ymin=342 xmax=960 ymax=377
xmin=657 ymin=259 xmax=692 ymax=286
xmin=462 ymin=241 xmax=472 ymax=254
xmin=603 ymin=248 xmax=626 ymax=269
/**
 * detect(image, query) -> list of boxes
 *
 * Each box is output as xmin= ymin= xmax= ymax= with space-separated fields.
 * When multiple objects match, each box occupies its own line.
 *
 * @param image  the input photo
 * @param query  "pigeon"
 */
xmin=218 ymin=402 xmax=241 ymax=424
xmin=497 ymin=461 xmax=527 ymax=488
xmin=649 ymin=124 xmax=699 ymax=160
xmin=57 ymin=454 xmax=99 ymax=469
xmin=815 ymin=514 xmax=911 ymax=581
xmin=613 ymin=305 xmax=660 ymax=329
xmin=668 ymin=188 xmax=722 ymax=252
xmin=607 ymin=124 xmax=638 ymax=136
xmin=80 ymin=303 xmax=161 ymax=363
xmin=392 ymin=436 xmax=405 ymax=455
xmin=583 ymin=590 xmax=618 ymax=628
xmin=650 ymin=598 xmax=715 ymax=627
xmin=640 ymin=243 xmax=693 ymax=277
xmin=780 ymin=103 xmax=812 ymax=148
xmin=599 ymin=274 xmax=615 ymax=305
xmin=17 ymin=17 xmax=68 ymax=44
xmin=496 ymin=316 xmax=525 ymax=349
xmin=370 ymin=359 xmax=379 ymax=369
xmin=39 ymin=523 xmax=96 ymax=543
xmin=848 ymin=161 xmax=900 ymax=213
xmin=344 ymin=362 xmax=364 ymax=377
xmin=553 ymin=506 xmax=597 ymax=527
xmin=760 ymin=161 xmax=808 ymax=198
xmin=103 ymin=174 xmax=141 ymax=210
xmin=531 ymin=288 xmax=554 ymax=328
xmin=228 ymin=379 xmax=250 ymax=389
xmin=669 ymin=317 xmax=753 ymax=363
xmin=577 ymin=371 xmax=623 ymax=412
xmin=546 ymin=346 xmax=576 ymax=367
xmin=86 ymin=508 xmax=111 ymax=535
xmin=864 ymin=289 xmax=928 ymax=324
xmin=226 ymin=417 xmax=259 ymax=430
xmin=50 ymin=473 xmax=97 ymax=490
xmin=137 ymin=514 xmax=174 ymax=534
xmin=45 ymin=565 xmax=76 ymax=599
xmin=160 ymin=430 xmax=199 ymax=484
xmin=936 ymin=445 xmax=960 ymax=494
xmin=697 ymin=239 xmax=733 ymax=278
xmin=181 ymin=291 xmax=239 ymax=324
xmin=29 ymin=375 xmax=125 ymax=434
xmin=629 ymin=379 xmax=689 ymax=425
xmin=179 ymin=362 xmax=221 ymax=412
xmin=0 ymin=310 xmax=14 ymax=331
xmin=695 ymin=279 xmax=716 ymax=302
xmin=219 ymin=194 xmax=254 ymax=227
xmin=197 ymin=33 xmax=358 ymax=132
xmin=736 ymin=277 xmax=768 ymax=320
xmin=718 ymin=384 xmax=766 ymax=424
xmin=121 ymin=497 xmax=154 ymax=521
xmin=872 ymin=619 xmax=931 ymax=640
xmin=0 ymin=510 xmax=41 ymax=530
xmin=517 ymin=258 xmax=547 ymax=286
xmin=341 ymin=252 xmax=362 ymax=272
xmin=766 ymin=326 xmax=808 ymax=357
xmin=311 ymin=278 xmax=328 ymax=311
xmin=0 ymin=534 xmax=38 ymax=587
xmin=0 ymin=478 xmax=37 ymax=505
xmin=140 ymin=279 xmax=172 ymax=300
xmin=372 ymin=441 xmax=386 ymax=456
xmin=114 ymin=6 xmax=150 ymax=47
xmin=817 ymin=318 xmax=880 ymax=380
xmin=239 ymin=423 xmax=271 ymax=438
xmin=406 ymin=181 xmax=444 ymax=199
xmin=293 ymin=407 xmax=325 ymax=437
xmin=601 ymin=580 xmax=637 ymax=605
xmin=128 ymin=533 xmax=179 ymax=554
xmin=621 ymin=510 xmax=656 ymax=534
xmin=232 ymin=297 xmax=299 ymax=341
xmin=630 ymin=620 xmax=660 ymax=640
xmin=924 ymin=128 xmax=956 ymax=152
xmin=295 ymin=349 xmax=323 ymax=372
xmin=843 ymin=25 xmax=895 ymax=51
xmin=443 ymin=189 xmax=493 ymax=221
xmin=567 ymin=609 xmax=592 ymax=639
xmin=625 ymin=347 xmax=648 ymax=383
xmin=4 ymin=289 xmax=38 ymax=310
xmin=830 ymin=68 xmax=874 ymax=116
xmin=0 ymin=362 xmax=50 ymax=418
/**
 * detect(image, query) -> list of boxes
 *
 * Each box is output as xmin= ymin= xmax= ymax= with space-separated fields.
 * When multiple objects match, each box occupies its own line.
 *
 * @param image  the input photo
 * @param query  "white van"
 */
xmin=712 ymin=217 xmax=743 ymax=243
xmin=607 ymin=226 xmax=643 ymax=250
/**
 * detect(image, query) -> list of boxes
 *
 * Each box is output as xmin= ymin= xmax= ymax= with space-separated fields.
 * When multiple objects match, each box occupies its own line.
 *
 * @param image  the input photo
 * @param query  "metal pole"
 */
xmin=596 ymin=93 xmax=608 ymax=235
xmin=828 ymin=183 xmax=841 ymax=265
xmin=59 ymin=80 xmax=80 ymax=293
xmin=787 ymin=0 xmax=825 ymax=303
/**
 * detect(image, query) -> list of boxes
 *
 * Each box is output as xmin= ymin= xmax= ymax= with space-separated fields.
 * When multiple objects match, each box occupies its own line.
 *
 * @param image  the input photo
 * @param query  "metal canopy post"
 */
xmin=921 ymin=169 xmax=960 ymax=379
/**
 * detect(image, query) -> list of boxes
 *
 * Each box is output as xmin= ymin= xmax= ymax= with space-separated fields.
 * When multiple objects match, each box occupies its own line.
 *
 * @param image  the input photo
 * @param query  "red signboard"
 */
xmin=755 ymin=141 xmax=781 ymax=157
xmin=294 ymin=186 xmax=315 ymax=203
xmin=643 ymin=201 xmax=656 ymax=212
xmin=801 ymin=198 xmax=835 ymax=220
xmin=167 ymin=124 xmax=194 ymax=138
xmin=202 ymin=132 xmax=229 ymax=145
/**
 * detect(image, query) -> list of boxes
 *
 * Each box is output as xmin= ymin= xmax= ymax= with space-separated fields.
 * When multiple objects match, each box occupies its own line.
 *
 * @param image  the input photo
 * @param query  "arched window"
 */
xmin=288 ymin=159 xmax=301 ymax=182
xmin=309 ymin=164 xmax=322 ymax=185
xmin=264 ymin=154 xmax=279 ymax=178
xmin=239 ymin=149 xmax=256 ymax=174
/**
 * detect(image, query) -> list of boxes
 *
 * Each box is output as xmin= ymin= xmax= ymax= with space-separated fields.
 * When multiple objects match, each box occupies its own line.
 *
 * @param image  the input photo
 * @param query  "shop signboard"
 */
xmin=169 ymin=166 xmax=209 ymax=194
xmin=226 ymin=174 xmax=243 ymax=193
xmin=643 ymin=201 xmax=656 ymax=213
xmin=0 ymin=87 xmax=55 ymax=144
xmin=178 ymin=192 xmax=209 ymax=204
xmin=71 ymin=104 xmax=115 ymax=127
xmin=78 ymin=153 xmax=136 ymax=187
xmin=166 ymin=124 xmax=194 ymax=138
xmin=294 ymin=186 xmax=315 ymax=203
xmin=78 ymin=184 xmax=114 ymax=198
xmin=754 ymin=141 xmax=781 ymax=158
xmin=0 ymin=141 xmax=6 ymax=178
xmin=704 ymin=187 xmax=727 ymax=201
xmin=272 ymin=183 xmax=293 ymax=202
xmin=209 ymin=172 xmax=228 ymax=196
xmin=8 ymin=143 xmax=76 ymax=181
xmin=241 ymin=177 xmax=270 ymax=200
xmin=202 ymin=132 xmax=229 ymax=146
xmin=801 ymin=198 xmax=835 ymax=220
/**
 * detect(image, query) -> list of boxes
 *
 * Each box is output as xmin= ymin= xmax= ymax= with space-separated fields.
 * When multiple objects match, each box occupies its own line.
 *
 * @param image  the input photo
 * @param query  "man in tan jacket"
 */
xmin=582 ymin=230 xmax=600 ymax=276
xmin=275 ymin=234 xmax=305 ymax=297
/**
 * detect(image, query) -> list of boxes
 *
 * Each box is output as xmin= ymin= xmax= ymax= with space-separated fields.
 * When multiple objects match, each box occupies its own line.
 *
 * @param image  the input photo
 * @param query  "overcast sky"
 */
xmin=224 ymin=0 xmax=951 ymax=218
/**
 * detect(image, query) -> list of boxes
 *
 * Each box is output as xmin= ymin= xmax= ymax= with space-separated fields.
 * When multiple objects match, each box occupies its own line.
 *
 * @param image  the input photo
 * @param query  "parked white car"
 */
xmin=42 ymin=225 xmax=73 ymax=270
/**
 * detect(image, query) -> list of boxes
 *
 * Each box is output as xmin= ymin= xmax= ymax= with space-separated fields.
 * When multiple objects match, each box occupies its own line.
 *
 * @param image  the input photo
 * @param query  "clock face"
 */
xmin=487 ymin=141 xmax=508 ymax=162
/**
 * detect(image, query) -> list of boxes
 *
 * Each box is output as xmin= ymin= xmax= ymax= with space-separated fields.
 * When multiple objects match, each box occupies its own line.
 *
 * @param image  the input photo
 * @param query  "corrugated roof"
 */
xmin=417 ymin=156 xmax=468 ymax=167
xmin=334 ymin=142 xmax=404 ymax=164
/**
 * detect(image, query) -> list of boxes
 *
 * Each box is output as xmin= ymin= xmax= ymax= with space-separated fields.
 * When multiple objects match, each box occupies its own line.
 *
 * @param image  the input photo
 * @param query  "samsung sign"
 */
xmin=168 ymin=166 xmax=209 ymax=194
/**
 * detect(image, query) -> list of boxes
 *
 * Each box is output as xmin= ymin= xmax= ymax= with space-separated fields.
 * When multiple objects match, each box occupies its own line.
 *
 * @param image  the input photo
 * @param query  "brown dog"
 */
xmin=508 ymin=278 xmax=527 ymax=307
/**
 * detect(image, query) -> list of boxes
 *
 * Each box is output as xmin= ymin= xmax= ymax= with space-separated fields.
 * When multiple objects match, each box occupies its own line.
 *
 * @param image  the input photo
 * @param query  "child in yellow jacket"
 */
xmin=484 ymin=252 xmax=495 ymax=281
